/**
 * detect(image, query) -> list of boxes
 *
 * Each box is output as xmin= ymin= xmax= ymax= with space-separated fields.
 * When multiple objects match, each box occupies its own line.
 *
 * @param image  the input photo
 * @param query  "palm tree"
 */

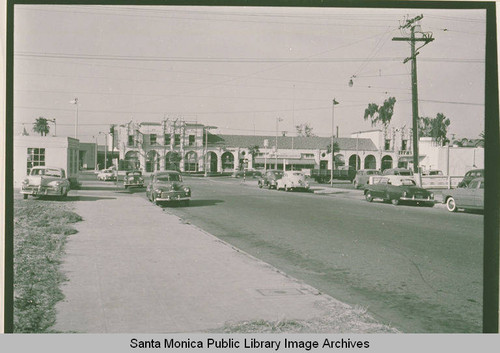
xmin=247 ymin=145 xmax=260 ymax=168
xmin=32 ymin=117 xmax=50 ymax=136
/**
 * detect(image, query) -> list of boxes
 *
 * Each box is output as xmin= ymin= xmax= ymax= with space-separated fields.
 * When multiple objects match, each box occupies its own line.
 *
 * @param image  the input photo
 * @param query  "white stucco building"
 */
xmin=14 ymin=136 xmax=80 ymax=187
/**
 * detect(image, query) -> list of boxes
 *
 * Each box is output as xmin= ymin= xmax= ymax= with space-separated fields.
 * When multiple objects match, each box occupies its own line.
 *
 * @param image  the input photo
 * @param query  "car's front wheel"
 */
xmin=446 ymin=197 xmax=458 ymax=212
xmin=365 ymin=192 xmax=373 ymax=202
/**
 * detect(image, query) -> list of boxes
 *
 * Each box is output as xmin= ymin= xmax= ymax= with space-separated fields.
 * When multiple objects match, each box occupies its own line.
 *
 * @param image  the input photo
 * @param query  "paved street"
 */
xmin=151 ymin=176 xmax=483 ymax=333
xmin=55 ymin=175 xmax=483 ymax=333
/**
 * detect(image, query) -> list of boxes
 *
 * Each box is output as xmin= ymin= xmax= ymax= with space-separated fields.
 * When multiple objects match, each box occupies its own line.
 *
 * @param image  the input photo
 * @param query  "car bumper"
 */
xmin=124 ymin=183 xmax=144 ymax=187
xmin=21 ymin=186 xmax=62 ymax=196
xmin=156 ymin=195 xmax=190 ymax=202
xmin=400 ymin=196 xmax=434 ymax=202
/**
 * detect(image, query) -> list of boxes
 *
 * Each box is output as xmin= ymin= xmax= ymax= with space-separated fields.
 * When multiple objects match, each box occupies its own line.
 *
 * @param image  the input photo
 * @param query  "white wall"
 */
xmin=13 ymin=136 xmax=78 ymax=187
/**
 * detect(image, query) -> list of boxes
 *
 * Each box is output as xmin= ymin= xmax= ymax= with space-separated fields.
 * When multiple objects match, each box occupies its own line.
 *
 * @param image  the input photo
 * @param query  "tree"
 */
xmin=247 ymin=145 xmax=260 ymax=167
xmin=418 ymin=113 xmax=451 ymax=146
xmin=326 ymin=141 xmax=340 ymax=169
xmin=32 ymin=117 xmax=50 ymax=136
xmin=295 ymin=123 xmax=316 ymax=137
xmin=363 ymin=97 xmax=397 ymax=136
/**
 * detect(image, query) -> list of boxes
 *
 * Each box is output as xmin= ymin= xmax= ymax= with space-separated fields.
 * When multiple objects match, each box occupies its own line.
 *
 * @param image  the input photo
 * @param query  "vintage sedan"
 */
xmin=442 ymin=177 xmax=484 ymax=212
xmin=20 ymin=166 xmax=70 ymax=199
xmin=364 ymin=175 xmax=434 ymax=206
xmin=258 ymin=170 xmax=284 ymax=189
xmin=146 ymin=171 xmax=191 ymax=206
xmin=276 ymin=171 xmax=310 ymax=192
xmin=97 ymin=168 xmax=116 ymax=181
xmin=123 ymin=170 xmax=144 ymax=189
xmin=457 ymin=169 xmax=484 ymax=188
xmin=353 ymin=169 xmax=381 ymax=189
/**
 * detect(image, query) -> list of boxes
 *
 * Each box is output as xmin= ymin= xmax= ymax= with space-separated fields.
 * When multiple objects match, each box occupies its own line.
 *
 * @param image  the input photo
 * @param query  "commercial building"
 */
xmin=115 ymin=121 xmax=381 ymax=173
xmin=14 ymin=135 xmax=80 ymax=187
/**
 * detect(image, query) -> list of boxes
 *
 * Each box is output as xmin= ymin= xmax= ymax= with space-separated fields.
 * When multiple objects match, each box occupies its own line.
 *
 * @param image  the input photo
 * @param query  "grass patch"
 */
xmin=209 ymin=302 xmax=398 ymax=334
xmin=13 ymin=195 xmax=82 ymax=333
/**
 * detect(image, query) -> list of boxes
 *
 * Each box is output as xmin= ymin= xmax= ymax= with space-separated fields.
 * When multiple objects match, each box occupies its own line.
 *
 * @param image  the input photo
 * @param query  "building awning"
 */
xmin=255 ymin=158 xmax=316 ymax=165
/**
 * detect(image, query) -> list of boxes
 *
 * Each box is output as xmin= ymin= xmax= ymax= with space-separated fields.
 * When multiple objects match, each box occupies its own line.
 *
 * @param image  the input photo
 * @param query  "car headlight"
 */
xmin=48 ymin=180 xmax=62 ymax=187
xmin=22 ymin=179 xmax=29 ymax=185
xmin=184 ymin=187 xmax=190 ymax=193
xmin=402 ymin=191 xmax=407 ymax=197
xmin=155 ymin=189 xmax=162 ymax=194
xmin=430 ymin=192 xmax=434 ymax=199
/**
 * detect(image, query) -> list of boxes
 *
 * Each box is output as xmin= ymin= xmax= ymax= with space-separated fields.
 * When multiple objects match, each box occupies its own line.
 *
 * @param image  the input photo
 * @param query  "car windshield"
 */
xmin=400 ymin=179 xmax=416 ymax=186
xmin=31 ymin=168 xmax=62 ymax=177
xmin=156 ymin=174 xmax=180 ymax=182
xmin=396 ymin=171 xmax=413 ymax=175
xmin=366 ymin=171 xmax=379 ymax=175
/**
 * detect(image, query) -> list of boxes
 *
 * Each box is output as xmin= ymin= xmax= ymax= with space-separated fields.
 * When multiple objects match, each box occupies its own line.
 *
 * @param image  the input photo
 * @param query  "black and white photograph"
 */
xmin=5 ymin=0 xmax=499 ymax=342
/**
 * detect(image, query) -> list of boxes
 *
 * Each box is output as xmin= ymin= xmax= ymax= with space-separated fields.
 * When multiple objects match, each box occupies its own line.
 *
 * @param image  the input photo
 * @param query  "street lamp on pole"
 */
xmin=203 ymin=126 xmax=217 ymax=177
xmin=331 ymin=99 xmax=339 ymax=188
xmin=275 ymin=117 xmax=283 ymax=169
xmin=99 ymin=131 xmax=108 ymax=169
xmin=70 ymin=98 xmax=79 ymax=139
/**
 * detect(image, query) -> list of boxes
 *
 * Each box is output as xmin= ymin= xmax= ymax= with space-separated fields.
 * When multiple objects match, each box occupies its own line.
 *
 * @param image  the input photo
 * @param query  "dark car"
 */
xmin=458 ymin=169 xmax=484 ymax=188
xmin=442 ymin=177 xmax=484 ymax=212
xmin=146 ymin=171 xmax=191 ymax=206
xmin=364 ymin=175 xmax=434 ymax=206
xmin=232 ymin=169 xmax=262 ymax=179
xmin=123 ymin=170 xmax=144 ymax=189
xmin=258 ymin=170 xmax=284 ymax=189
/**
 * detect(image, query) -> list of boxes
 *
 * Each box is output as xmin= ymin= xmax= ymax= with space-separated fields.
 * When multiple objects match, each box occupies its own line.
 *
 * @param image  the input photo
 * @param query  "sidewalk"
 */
xmin=53 ymin=187 xmax=396 ymax=333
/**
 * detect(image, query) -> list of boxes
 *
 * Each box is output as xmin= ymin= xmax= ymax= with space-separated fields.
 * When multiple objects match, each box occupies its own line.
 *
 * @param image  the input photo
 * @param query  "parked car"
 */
xmin=20 ymin=166 xmax=70 ymax=199
xmin=423 ymin=169 xmax=443 ymax=176
xmin=353 ymin=169 xmax=381 ymax=189
xmin=382 ymin=168 xmax=414 ymax=176
xmin=442 ymin=177 xmax=484 ymax=212
xmin=276 ymin=171 xmax=310 ymax=191
xmin=97 ymin=168 xmax=116 ymax=181
xmin=258 ymin=170 xmax=284 ymax=189
xmin=232 ymin=169 xmax=262 ymax=179
xmin=123 ymin=170 xmax=144 ymax=189
xmin=146 ymin=171 xmax=191 ymax=206
xmin=458 ymin=169 xmax=484 ymax=188
xmin=364 ymin=175 xmax=434 ymax=206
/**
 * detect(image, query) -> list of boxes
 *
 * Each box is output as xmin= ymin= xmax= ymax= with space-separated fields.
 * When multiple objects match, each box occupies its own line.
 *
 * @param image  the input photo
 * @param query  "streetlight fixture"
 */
xmin=331 ymin=99 xmax=339 ymax=188
xmin=275 ymin=117 xmax=283 ymax=169
xmin=69 ymin=98 xmax=79 ymax=139
xmin=203 ymin=125 xmax=217 ymax=177
xmin=99 ymin=131 xmax=108 ymax=169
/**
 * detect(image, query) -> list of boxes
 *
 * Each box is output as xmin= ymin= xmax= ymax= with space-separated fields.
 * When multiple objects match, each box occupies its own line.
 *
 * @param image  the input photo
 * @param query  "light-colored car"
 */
xmin=276 ymin=171 xmax=310 ymax=192
xmin=146 ymin=171 xmax=191 ymax=206
xmin=97 ymin=168 xmax=116 ymax=181
xmin=20 ymin=166 xmax=70 ymax=199
xmin=442 ymin=177 xmax=484 ymax=212
xmin=353 ymin=169 xmax=381 ymax=189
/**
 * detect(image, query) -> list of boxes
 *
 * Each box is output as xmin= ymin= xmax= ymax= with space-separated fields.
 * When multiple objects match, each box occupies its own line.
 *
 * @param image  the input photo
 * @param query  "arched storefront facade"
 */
xmin=184 ymin=151 xmax=198 ymax=172
xmin=364 ymin=154 xmax=377 ymax=170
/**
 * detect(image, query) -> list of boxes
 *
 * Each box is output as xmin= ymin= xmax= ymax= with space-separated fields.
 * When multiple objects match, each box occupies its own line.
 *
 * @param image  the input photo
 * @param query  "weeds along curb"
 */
xmin=13 ymin=196 xmax=82 ymax=333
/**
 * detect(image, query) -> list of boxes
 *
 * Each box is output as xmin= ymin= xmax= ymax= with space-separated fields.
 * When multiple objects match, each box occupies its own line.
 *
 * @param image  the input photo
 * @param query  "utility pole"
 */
xmin=331 ymin=99 xmax=339 ymax=188
xmin=392 ymin=15 xmax=434 ymax=175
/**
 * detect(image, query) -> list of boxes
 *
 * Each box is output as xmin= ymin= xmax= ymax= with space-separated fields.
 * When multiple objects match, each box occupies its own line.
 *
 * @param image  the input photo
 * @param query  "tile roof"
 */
xmin=209 ymin=134 xmax=378 ymax=151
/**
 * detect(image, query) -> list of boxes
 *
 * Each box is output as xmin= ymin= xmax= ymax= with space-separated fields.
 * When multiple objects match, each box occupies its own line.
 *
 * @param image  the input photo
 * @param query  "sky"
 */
xmin=13 ymin=4 xmax=486 ymax=143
